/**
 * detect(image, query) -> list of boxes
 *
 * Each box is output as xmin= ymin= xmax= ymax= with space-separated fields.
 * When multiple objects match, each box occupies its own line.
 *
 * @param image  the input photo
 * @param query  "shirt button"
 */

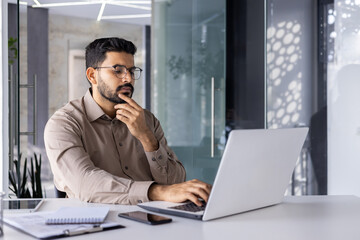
xmin=119 ymin=143 xmax=123 ymax=147
xmin=125 ymin=166 xmax=128 ymax=170
xmin=158 ymin=155 xmax=163 ymax=160
xmin=152 ymin=157 xmax=156 ymax=161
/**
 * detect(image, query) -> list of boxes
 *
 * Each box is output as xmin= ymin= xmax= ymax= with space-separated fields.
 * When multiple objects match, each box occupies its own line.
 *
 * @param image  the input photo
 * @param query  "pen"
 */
xmin=63 ymin=225 xmax=103 ymax=236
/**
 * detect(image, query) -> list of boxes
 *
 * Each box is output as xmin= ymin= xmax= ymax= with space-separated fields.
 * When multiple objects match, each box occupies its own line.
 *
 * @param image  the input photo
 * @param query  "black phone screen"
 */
xmin=118 ymin=211 xmax=172 ymax=225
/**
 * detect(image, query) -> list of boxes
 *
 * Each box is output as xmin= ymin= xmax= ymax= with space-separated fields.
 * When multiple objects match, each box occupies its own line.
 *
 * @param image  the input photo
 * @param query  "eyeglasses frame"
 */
xmin=93 ymin=64 xmax=143 ymax=80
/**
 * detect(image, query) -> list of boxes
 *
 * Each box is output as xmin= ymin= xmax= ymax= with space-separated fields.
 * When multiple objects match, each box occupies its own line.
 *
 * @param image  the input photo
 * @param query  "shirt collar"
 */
xmin=84 ymin=88 xmax=108 ymax=122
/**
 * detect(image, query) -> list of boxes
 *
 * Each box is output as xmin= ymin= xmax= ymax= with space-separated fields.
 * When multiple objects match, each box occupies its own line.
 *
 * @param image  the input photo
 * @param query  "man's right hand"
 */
xmin=148 ymin=179 xmax=212 ymax=206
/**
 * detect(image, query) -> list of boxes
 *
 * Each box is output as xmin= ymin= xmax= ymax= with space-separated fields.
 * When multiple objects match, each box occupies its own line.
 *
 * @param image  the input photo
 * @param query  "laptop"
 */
xmin=138 ymin=128 xmax=309 ymax=221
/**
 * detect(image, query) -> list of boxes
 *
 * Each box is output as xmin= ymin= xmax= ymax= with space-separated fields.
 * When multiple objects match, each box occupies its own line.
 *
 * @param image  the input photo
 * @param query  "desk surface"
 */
xmin=3 ymin=195 xmax=360 ymax=240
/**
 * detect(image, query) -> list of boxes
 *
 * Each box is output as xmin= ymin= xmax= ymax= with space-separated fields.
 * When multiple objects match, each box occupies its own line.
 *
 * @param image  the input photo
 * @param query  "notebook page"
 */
xmin=45 ymin=207 xmax=110 ymax=224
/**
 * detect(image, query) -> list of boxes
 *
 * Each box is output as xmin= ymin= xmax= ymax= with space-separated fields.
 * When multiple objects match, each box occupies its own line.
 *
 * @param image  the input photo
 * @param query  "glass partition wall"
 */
xmin=327 ymin=0 xmax=360 ymax=196
xmin=8 ymin=3 xmax=56 ymax=197
xmin=152 ymin=0 xmax=327 ymax=195
xmin=9 ymin=1 xmax=147 ymax=197
xmin=152 ymin=0 xmax=226 ymax=184
xmin=8 ymin=3 xmax=18 ymax=177
xmin=266 ymin=0 xmax=320 ymax=195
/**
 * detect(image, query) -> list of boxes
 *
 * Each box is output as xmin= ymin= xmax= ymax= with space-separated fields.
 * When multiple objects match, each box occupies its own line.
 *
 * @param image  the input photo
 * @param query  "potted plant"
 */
xmin=8 ymin=153 xmax=43 ymax=198
xmin=8 ymin=37 xmax=18 ymax=65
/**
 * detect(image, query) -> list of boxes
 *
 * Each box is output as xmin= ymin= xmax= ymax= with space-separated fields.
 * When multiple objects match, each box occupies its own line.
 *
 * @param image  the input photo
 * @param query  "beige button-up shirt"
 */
xmin=44 ymin=90 xmax=186 ymax=205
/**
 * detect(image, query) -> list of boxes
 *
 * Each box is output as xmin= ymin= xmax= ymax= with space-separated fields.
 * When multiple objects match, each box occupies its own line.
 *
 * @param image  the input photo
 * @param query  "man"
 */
xmin=44 ymin=37 xmax=210 ymax=206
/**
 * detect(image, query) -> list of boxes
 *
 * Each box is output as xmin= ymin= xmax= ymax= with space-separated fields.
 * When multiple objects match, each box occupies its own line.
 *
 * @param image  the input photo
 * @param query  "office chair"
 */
xmin=54 ymin=186 xmax=67 ymax=198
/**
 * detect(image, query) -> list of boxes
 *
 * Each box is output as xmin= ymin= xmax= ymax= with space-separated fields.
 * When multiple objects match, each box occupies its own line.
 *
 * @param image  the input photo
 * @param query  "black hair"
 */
xmin=85 ymin=37 xmax=137 ymax=69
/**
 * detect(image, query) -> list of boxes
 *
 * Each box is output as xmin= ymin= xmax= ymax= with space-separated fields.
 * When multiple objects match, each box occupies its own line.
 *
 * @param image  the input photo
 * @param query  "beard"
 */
xmin=97 ymin=75 xmax=134 ymax=104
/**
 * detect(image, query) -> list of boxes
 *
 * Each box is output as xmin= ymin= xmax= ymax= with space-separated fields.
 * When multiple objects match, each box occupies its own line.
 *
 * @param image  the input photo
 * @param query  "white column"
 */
xmin=151 ymin=0 xmax=167 ymax=123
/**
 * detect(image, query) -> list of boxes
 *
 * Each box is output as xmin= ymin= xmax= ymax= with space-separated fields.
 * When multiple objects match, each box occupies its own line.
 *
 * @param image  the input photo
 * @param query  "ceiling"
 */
xmin=9 ymin=0 xmax=152 ymax=25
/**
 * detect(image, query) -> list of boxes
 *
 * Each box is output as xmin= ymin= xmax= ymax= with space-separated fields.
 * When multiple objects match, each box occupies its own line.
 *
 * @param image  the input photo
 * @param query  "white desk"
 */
xmin=3 ymin=196 xmax=360 ymax=240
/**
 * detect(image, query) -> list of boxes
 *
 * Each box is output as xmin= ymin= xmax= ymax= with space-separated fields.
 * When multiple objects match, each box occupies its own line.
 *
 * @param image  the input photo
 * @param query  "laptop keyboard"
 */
xmin=169 ymin=201 xmax=206 ymax=212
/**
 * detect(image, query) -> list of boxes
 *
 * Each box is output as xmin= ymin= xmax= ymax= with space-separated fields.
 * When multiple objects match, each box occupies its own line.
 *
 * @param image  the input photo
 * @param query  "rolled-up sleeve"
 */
xmin=44 ymin=112 xmax=154 ymax=205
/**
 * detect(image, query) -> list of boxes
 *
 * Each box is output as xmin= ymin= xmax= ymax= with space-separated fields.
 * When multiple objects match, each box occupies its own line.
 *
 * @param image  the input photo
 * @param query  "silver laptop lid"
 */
xmin=202 ymin=128 xmax=308 ymax=221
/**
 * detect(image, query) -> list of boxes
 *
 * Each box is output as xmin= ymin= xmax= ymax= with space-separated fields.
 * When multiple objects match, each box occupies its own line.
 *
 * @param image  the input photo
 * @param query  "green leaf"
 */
xmin=8 ymin=171 xmax=18 ymax=195
xmin=34 ymin=153 xmax=43 ymax=198
xmin=20 ymin=158 xmax=28 ymax=198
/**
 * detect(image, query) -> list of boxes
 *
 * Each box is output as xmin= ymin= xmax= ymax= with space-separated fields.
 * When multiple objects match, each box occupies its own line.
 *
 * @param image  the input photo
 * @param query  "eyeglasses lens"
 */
xmin=114 ymin=66 xmax=141 ymax=80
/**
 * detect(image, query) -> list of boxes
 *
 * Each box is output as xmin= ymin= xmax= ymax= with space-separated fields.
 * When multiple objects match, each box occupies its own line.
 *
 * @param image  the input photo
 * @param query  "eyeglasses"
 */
xmin=94 ymin=64 xmax=143 ymax=80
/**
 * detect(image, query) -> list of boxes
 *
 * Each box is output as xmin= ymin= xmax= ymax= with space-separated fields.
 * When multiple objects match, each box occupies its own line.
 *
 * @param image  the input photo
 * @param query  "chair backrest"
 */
xmin=54 ymin=186 xmax=67 ymax=198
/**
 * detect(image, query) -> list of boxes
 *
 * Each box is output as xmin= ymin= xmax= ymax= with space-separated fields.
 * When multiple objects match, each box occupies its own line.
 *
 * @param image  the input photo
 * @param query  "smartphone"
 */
xmin=118 ymin=211 xmax=172 ymax=225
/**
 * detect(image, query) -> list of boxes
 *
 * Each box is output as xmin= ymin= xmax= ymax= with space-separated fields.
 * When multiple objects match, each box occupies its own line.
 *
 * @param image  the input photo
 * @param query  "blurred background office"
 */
xmin=1 ymin=0 xmax=360 ymax=198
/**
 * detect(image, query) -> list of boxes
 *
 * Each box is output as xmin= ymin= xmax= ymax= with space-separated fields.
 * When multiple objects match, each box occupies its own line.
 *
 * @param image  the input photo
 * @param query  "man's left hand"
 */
xmin=114 ymin=93 xmax=159 ymax=152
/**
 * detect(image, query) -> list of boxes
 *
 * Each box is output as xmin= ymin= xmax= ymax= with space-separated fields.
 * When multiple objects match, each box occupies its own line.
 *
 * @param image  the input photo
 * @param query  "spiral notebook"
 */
xmin=45 ymin=206 xmax=110 ymax=224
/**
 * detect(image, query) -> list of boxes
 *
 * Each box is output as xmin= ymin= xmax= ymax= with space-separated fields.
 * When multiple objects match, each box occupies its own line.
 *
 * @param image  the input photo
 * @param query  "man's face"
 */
xmin=95 ymin=51 xmax=135 ymax=104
